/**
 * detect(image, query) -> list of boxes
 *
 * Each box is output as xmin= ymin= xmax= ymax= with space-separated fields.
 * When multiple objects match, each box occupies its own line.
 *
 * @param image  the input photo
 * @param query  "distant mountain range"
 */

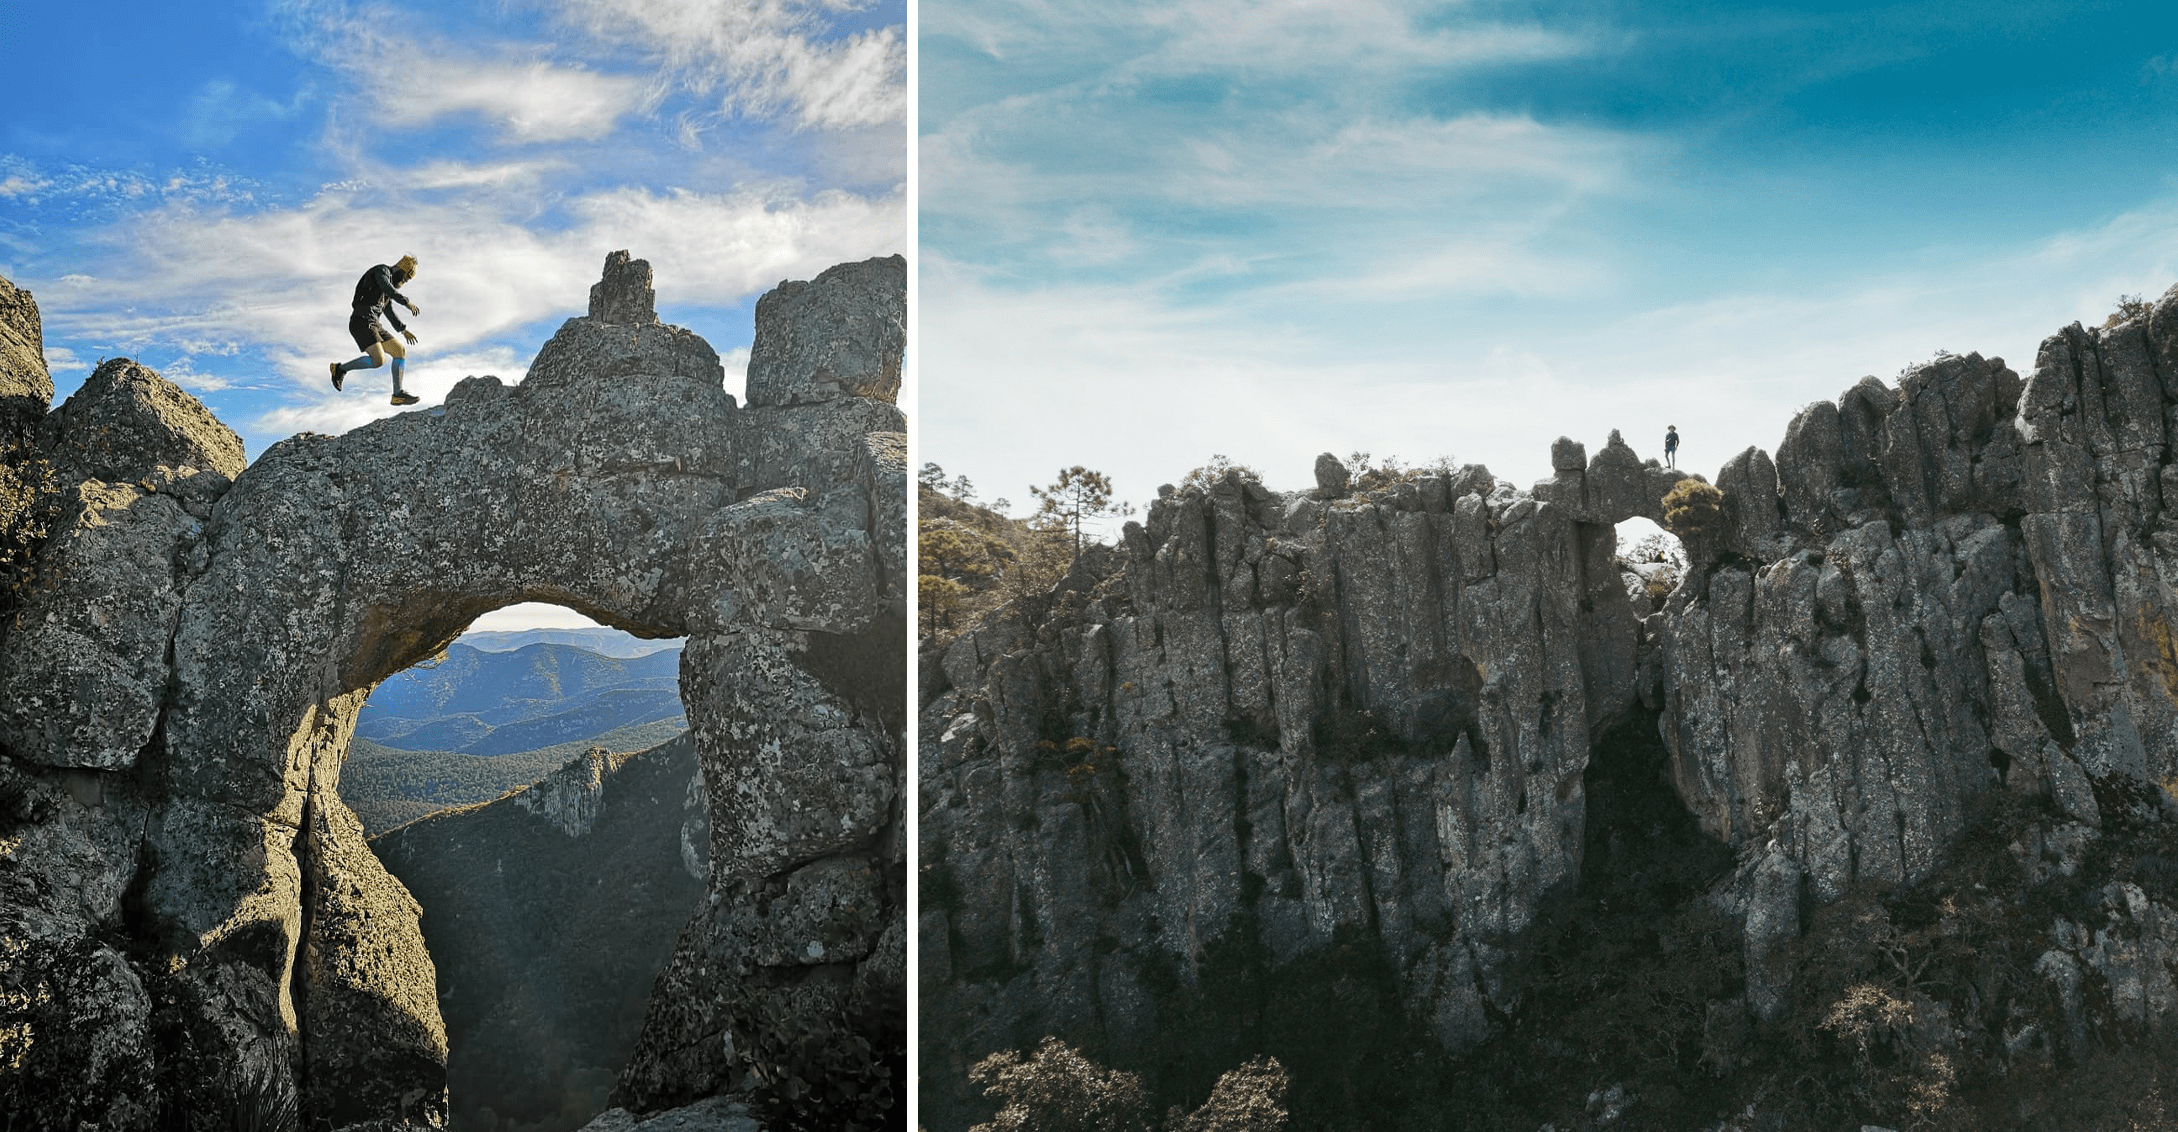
xmin=357 ymin=641 xmax=685 ymax=755
xmin=456 ymin=626 xmax=682 ymax=658
xmin=342 ymin=639 xmax=691 ymax=834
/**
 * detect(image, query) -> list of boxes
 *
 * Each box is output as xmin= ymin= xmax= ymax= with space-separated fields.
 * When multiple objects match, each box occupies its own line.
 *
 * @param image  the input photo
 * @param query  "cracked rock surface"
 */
xmin=0 ymin=250 xmax=903 ymax=1129
xmin=922 ymin=283 xmax=2178 ymax=1128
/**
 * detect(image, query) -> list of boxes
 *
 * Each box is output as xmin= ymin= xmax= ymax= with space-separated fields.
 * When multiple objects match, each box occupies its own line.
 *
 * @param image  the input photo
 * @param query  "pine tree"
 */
xmin=1030 ymin=466 xmax=1132 ymax=552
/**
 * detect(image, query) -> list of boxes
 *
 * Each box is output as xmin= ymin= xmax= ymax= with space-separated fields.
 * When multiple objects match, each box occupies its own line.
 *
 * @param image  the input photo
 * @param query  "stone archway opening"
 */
xmin=341 ymin=600 xmax=690 ymax=837
xmin=336 ymin=596 xmax=705 ymax=1132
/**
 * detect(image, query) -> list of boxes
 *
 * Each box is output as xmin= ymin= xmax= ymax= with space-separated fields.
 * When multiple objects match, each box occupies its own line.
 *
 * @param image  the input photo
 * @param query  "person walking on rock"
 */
xmin=330 ymin=254 xmax=423 ymax=406
xmin=1664 ymin=425 xmax=1679 ymax=469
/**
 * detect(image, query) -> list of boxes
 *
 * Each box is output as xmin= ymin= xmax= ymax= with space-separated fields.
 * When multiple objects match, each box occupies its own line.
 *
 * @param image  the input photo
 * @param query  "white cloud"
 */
xmin=923 ymin=193 xmax=2178 ymax=516
xmin=1139 ymin=0 xmax=1585 ymax=78
xmin=41 ymin=345 xmax=85 ymax=376
xmin=160 ymin=357 xmax=247 ymax=393
xmin=252 ymin=345 xmax=528 ymax=437
xmin=371 ymin=61 xmax=648 ymax=142
xmin=32 ymin=173 xmax=897 ymax=445
xmin=181 ymin=78 xmax=307 ymax=150
xmin=466 ymin=602 xmax=607 ymax=631
xmin=542 ymin=0 xmax=905 ymax=129
xmin=43 ymin=176 xmax=901 ymax=367
xmin=406 ymin=159 xmax=566 ymax=190
xmin=718 ymin=345 xmax=751 ymax=402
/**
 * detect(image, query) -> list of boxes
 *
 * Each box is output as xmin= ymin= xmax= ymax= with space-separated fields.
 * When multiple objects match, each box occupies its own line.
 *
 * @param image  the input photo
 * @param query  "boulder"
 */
xmin=742 ymin=255 xmax=905 ymax=406
xmin=43 ymin=358 xmax=244 ymax=486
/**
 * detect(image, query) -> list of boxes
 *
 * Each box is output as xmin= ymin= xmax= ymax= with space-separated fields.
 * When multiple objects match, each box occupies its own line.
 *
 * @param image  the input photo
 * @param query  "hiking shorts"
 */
xmin=348 ymin=312 xmax=393 ymax=352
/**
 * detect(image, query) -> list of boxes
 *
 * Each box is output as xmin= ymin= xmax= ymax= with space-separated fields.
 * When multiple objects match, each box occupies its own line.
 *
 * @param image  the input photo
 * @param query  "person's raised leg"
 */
xmin=331 ymin=341 xmax=388 ymax=390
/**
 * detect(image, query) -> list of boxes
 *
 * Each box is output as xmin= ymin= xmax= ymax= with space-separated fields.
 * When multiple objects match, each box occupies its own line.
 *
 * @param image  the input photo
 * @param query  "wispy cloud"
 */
xmin=33 ymin=166 xmax=899 ymax=447
xmin=19 ymin=0 xmax=900 ymax=460
xmin=41 ymin=345 xmax=84 ymax=377
xmin=251 ymin=344 xmax=527 ymax=436
xmin=181 ymin=78 xmax=310 ymax=150
xmin=922 ymin=1 xmax=1638 ymax=306
xmin=542 ymin=0 xmax=906 ymax=129
xmin=927 ymin=190 xmax=2178 ymax=511
xmin=371 ymin=60 xmax=648 ymax=142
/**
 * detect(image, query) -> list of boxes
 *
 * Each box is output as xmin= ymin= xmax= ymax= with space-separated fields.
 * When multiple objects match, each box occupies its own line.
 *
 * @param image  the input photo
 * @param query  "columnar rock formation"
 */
xmin=0 ymin=251 xmax=905 ymax=1129
xmin=920 ymin=286 xmax=2178 ymax=1124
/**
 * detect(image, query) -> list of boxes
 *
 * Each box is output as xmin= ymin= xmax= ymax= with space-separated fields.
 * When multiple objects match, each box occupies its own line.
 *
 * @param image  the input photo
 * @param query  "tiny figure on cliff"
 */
xmin=1664 ymin=424 xmax=1679 ymax=469
xmin=330 ymin=254 xmax=422 ymax=406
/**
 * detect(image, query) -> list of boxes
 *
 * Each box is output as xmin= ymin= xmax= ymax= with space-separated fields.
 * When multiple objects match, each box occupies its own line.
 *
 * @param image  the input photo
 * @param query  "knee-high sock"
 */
xmin=337 ymin=354 xmax=376 ymax=374
xmin=390 ymin=356 xmax=405 ymax=389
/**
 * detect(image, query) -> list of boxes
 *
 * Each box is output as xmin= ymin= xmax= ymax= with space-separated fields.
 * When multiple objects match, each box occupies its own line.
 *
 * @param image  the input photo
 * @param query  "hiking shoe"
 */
xmin=390 ymin=391 xmax=420 ymax=406
xmin=329 ymin=362 xmax=344 ymax=392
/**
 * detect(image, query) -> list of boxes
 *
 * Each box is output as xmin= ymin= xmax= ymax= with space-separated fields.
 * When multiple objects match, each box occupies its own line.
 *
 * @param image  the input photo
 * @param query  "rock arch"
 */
xmin=0 ymin=252 xmax=905 ymax=1128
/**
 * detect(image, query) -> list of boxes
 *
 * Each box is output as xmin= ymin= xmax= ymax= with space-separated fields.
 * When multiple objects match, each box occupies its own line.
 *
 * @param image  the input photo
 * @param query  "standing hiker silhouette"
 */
xmin=329 ymin=254 xmax=422 ymax=406
xmin=1665 ymin=425 xmax=1679 ymax=469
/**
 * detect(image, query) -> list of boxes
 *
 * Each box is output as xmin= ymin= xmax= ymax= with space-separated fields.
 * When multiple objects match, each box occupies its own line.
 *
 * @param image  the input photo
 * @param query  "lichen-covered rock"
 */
xmin=298 ymin=788 xmax=449 ymax=1129
xmin=743 ymin=255 xmax=905 ymax=406
xmin=0 ymin=276 xmax=49 ymax=445
xmin=920 ymin=464 xmax=1639 ymax=1124
xmin=43 ymin=358 xmax=244 ymax=486
xmin=514 ymin=746 xmax=620 ymax=837
xmin=578 ymin=1096 xmax=761 ymax=1132
xmin=0 ymin=251 xmax=905 ymax=1129
xmin=591 ymin=249 xmax=660 ymax=325
xmin=0 ymin=479 xmax=201 ymax=768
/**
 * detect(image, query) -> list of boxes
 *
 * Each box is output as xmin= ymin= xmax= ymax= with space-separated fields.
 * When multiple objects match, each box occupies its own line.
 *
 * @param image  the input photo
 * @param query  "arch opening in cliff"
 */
xmin=341 ymin=603 xmax=690 ymax=837
xmin=329 ymin=599 xmax=700 ymax=1131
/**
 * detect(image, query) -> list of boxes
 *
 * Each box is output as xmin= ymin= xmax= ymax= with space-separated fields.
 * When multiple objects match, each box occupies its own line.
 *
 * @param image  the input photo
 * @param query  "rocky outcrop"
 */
xmin=922 ymin=286 xmax=2178 ymax=1127
xmin=578 ymin=1096 xmax=760 ymax=1132
xmin=41 ymin=357 xmax=245 ymax=486
xmin=0 ymin=276 xmax=49 ymax=446
xmin=371 ymin=735 xmax=707 ymax=1132
xmin=744 ymin=255 xmax=906 ymax=406
xmin=0 ymin=250 xmax=904 ymax=1129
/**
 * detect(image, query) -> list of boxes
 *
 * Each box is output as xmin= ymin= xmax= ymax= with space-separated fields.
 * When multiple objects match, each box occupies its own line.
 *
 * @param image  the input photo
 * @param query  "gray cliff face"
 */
xmin=371 ymin=735 xmax=709 ymax=1132
xmin=0 ymin=251 xmax=905 ymax=1129
xmin=922 ymin=456 xmax=1661 ymax=1097
xmin=922 ymin=286 xmax=2178 ymax=1124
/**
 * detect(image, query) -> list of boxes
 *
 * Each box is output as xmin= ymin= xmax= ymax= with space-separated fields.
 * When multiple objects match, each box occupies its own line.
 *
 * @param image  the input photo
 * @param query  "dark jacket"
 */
xmin=350 ymin=265 xmax=411 ymax=334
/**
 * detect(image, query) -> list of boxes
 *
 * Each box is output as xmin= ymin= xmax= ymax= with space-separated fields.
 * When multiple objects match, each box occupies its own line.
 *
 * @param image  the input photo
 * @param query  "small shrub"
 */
xmin=970 ymin=1036 xmax=1152 ymax=1132
xmin=2105 ymin=293 xmax=2154 ymax=329
xmin=1166 ymin=1056 xmax=1289 ymax=1132
xmin=1179 ymin=455 xmax=1266 ymax=495
xmin=1661 ymin=479 xmax=1724 ymax=540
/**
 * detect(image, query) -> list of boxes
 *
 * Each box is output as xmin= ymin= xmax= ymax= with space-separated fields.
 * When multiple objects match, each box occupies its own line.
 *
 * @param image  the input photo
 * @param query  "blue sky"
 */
xmin=1 ymin=0 xmax=902 ymax=629
xmin=920 ymin=0 xmax=2178 ymax=530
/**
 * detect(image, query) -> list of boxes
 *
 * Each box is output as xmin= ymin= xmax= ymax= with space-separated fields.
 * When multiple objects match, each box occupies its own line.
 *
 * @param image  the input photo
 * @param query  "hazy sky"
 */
xmin=3 ymin=0 xmax=904 ymax=631
xmin=921 ymin=0 xmax=2178 ymax=528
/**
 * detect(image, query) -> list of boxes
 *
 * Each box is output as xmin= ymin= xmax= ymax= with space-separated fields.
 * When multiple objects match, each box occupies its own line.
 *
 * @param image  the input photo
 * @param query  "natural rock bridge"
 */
xmin=0 ymin=252 xmax=905 ymax=1128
